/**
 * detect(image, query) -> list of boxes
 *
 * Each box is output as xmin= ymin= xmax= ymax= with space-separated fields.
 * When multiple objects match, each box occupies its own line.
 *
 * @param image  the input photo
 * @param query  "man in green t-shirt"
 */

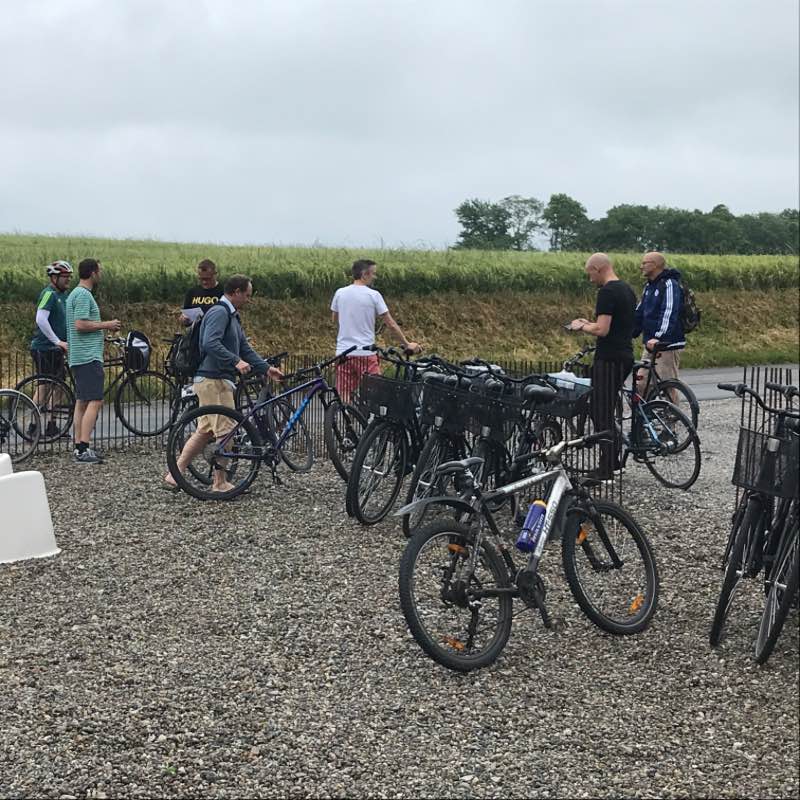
xmin=65 ymin=259 xmax=122 ymax=464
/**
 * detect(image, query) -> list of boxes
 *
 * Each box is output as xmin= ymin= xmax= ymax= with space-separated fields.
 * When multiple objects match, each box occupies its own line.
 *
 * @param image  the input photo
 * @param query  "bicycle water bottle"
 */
xmin=515 ymin=499 xmax=547 ymax=553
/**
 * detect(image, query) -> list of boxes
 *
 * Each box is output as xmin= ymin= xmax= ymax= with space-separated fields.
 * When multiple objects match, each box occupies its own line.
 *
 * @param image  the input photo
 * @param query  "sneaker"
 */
xmin=74 ymin=448 xmax=102 ymax=464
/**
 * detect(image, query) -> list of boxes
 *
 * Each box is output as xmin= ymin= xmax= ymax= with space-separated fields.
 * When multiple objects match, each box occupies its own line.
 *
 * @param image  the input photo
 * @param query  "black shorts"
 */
xmin=72 ymin=360 xmax=105 ymax=402
xmin=31 ymin=348 xmax=66 ymax=380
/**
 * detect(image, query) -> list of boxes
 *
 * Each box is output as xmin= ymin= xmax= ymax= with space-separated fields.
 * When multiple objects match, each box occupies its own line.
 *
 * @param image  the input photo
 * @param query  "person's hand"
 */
xmin=405 ymin=342 xmax=423 ymax=355
xmin=235 ymin=359 xmax=252 ymax=375
xmin=267 ymin=366 xmax=284 ymax=382
xmin=645 ymin=338 xmax=660 ymax=353
xmin=179 ymin=313 xmax=191 ymax=326
xmin=568 ymin=318 xmax=588 ymax=331
xmin=57 ymin=341 xmax=68 ymax=353
xmin=105 ymin=319 xmax=122 ymax=332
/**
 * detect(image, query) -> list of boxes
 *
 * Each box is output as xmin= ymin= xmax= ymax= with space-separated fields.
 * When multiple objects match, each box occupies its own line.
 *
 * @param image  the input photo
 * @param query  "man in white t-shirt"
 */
xmin=330 ymin=259 xmax=421 ymax=401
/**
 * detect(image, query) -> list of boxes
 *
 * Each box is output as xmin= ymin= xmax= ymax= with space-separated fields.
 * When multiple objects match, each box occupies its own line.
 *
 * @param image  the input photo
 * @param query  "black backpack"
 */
xmin=678 ymin=277 xmax=701 ymax=334
xmin=171 ymin=308 xmax=232 ymax=379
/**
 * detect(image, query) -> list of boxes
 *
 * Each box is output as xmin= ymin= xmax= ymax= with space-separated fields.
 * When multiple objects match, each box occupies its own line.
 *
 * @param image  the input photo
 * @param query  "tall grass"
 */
xmin=0 ymin=233 xmax=797 ymax=303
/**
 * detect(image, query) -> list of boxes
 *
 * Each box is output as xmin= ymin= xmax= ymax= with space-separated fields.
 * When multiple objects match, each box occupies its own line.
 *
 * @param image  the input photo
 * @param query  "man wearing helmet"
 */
xmin=30 ymin=261 xmax=73 ymax=380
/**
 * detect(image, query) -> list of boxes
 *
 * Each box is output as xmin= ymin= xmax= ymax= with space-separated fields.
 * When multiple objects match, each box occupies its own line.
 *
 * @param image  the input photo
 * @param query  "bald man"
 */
xmin=633 ymin=251 xmax=685 ymax=397
xmin=568 ymin=253 xmax=636 ymax=479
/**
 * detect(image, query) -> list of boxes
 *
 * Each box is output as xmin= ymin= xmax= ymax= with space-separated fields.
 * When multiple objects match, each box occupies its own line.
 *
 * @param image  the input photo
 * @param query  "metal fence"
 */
xmin=0 ymin=343 xmax=653 ymax=502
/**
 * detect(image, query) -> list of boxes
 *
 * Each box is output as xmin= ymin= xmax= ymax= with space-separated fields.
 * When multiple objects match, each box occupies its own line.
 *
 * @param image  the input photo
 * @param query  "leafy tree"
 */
xmin=543 ymin=193 xmax=589 ymax=250
xmin=498 ymin=195 xmax=545 ymax=250
xmin=452 ymin=199 xmax=512 ymax=250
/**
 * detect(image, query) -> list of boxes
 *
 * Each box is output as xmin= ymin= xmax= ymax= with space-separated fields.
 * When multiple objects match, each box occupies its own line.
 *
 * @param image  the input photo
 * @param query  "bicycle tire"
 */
xmin=166 ymin=404 xmax=262 ymax=500
xmin=710 ymin=497 xmax=765 ymax=646
xmin=401 ymin=430 xmax=463 ymax=538
xmin=398 ymin=520 xmax=513 ymax=672
xmin=470 ymin=438 xmax=514 ymax=515
xmin=0 ymin=389 xmax=41 ymax=464
xmin=347 ymin=420 xmax=408 ymax=525
xmin=755 ymin=522 xmax=799 ymax=664
xmin=15 ymin=374 xmax=74 ymax=443
xmin=265 ymin=397 xmax=314 ymax=473
xmin=647 ymin=378 xmax=699 ymax=431
xmin=324 ymin=399 xmax=367 ymax=482
xmin=115 ymin=370 xmax=177 ymax=437
xmin=641 ymin=400 xmax=701 ymax=490
xmin=562 ymin=500 xmax=659 ymax=634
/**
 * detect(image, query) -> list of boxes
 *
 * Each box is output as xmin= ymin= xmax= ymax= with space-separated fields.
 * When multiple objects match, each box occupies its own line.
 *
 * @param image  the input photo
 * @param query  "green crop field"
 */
xmin=0 ymin=233 xmax=797 ymax=303
xmin=0 ymin=234 xmax=797 ymax=368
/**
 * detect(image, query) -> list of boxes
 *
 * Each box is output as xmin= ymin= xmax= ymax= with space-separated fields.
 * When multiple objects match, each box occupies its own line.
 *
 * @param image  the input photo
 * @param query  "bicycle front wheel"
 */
xmin=115 ymin=370 xmax=177 ymax=436
xmin=267 ymin=397 xmax=314 ymax=472
xmin=0 ymin=389 xmax=41 ymax=464
xmin=710 ymin=497 xmax=765 ymax=646
xmin=401 ymin=430 xmax=463 ymax=538
xmin=166 ymin=404 xmax=262 ymax=500
xmin=347 ymin=420 xmax=408 ymax=525
xmin=562 ymin=501 xmax=659 ymax=634
xmin=641 ymin=400 xmax=701 ymax=490
xmin=755 ymin=520 xmax=799 ymax=664
xmin=399 ymin=521 xmax=513 ymax=672
xmin=324 ymin=399 xmax=367 ymax=482
xmin=15 ymin=375 xmax=74 ymax=443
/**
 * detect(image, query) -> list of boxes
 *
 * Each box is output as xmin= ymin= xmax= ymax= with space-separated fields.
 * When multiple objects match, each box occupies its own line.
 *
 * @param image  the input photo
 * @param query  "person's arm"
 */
xmin=570 ymin=315 xmax=611 ymax=338
xmin=35 ymin=309 xmax=67 ymax=351
xmin=74 ymin=318 xmax=121 ymax=332
xmin=200 ymin=308 xmax=239 ymax=369
xmin=648 ymin=278 xmax=679 ymax=350
xmin=379 ymin=312 xmax=421 ymax=353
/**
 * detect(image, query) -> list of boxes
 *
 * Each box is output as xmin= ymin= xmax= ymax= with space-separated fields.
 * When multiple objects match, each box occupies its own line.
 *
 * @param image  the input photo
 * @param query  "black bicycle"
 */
xmin=0 ymin=389 xmax=41 ymax=464
xmin=397 ymin=429 xmax=659 ymax=672
xmin=635 ymin=342 xmax=699 ymax=430
xmin=710 ymin=381 xmax=799 ymax=663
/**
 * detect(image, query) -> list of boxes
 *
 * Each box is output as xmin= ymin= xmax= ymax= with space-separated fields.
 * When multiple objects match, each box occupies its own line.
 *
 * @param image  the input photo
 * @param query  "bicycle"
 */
xmin=165 ymin=347 xmax=359 ymax=500
xmin=0 ymin=389 xmax=41 ymax=464
xmin=345 ymin=345 xmax=432 ymax=525
xmin=16 ymin=334 xmax=175 ymax=441
xmin=555 ymin=343 xmax=701 ymax=489
xmin=710 ymin=381 xmax=799 ymax=663
xmin=635 ymin=341 xmax=699 ymax=430
xmin=397 ymin=428 xmax=659 ymax=672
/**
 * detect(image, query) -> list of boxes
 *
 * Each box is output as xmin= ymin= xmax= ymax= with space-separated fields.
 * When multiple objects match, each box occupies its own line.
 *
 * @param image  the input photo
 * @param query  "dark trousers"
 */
xmin=590 ymin=357 xmax=633 ymax=476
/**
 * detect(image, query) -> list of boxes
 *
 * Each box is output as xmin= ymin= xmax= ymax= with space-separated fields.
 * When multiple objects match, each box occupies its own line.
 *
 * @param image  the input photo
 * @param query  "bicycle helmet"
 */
xmin=46 ymin=260 xmax=73 ymax=276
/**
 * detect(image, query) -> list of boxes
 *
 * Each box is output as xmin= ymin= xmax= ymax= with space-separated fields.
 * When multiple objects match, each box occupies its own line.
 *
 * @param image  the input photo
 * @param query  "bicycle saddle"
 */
xmin=523 ymin=383 xmax=556 ymax=404
xmin=435 ymin=456 xmax=485 ymax=476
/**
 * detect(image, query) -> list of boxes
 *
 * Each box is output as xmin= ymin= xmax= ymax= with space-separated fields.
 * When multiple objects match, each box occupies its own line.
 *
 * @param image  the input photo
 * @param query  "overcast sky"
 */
xmin=1 ymin=0 xmax=797 ymax=248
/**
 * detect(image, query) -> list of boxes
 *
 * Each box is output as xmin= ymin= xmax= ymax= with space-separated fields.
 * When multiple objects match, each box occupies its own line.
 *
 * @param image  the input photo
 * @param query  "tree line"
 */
xmin=453 ymin=194 xmax=799 ymax=255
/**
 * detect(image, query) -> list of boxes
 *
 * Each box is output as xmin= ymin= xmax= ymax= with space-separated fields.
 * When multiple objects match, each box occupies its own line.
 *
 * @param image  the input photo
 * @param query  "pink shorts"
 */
xmin=336 ymin=355 xmax=380 ymax=402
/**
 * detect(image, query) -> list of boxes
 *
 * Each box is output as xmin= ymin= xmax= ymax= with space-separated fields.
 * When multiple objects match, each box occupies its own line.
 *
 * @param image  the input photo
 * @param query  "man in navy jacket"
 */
xmin=632 ymin=252 xmax=685 ymax=396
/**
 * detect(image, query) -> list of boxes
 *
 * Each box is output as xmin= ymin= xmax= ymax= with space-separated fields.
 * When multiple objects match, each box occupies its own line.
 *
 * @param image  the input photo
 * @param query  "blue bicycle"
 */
xmin=166 ymin=347 xmax=357 ymax=500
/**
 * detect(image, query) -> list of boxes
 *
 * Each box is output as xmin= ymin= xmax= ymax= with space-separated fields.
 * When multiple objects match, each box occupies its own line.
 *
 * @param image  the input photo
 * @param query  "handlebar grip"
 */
xmin=765 ymin=381 xmax=799 ymax=398
xmin=717 ymin=383 xmax=742 ymax=394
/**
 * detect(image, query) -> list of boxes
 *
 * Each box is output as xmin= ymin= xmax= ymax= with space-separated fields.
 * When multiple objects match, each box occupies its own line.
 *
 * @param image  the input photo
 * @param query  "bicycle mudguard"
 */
xmin=394 ymin=495 xmax=476 ymax=518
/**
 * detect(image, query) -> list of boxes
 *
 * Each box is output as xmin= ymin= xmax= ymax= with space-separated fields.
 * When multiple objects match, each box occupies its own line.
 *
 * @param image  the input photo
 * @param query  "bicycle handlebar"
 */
xmin=717 ymin=382 xmax=800 ymax=417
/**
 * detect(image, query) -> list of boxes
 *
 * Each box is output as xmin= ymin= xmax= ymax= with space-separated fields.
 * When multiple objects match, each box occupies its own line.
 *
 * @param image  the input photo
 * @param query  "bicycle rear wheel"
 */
xmin=347 ymin=420 xmax=408 ymax=525
xmin=641 ymin=400 xmax=701 ymax=490
xmin=15 ymin=375 xmax=74 ymax=443
xmin=0 ymin=389 xmax=41 ymax=464
xmin=401 ymin=430 xmax=463 ymax=538
xmin=399 ymin=521 xmax=513 ymax=672
xmin=115 ymin=370 xmax=177 ymax=436
xmin=755 ymin=518 xmax=799 ymax=664
xmin=267 ymin=397 xmax=314 ymax=472
xmin=562 ymin=501 xmax=659 ymax=634
xmin=324 ymin=399 xmax=367 ymax=482
xmin=647 ymin=379 xmax=699 ymax=431
xmin=710 ymin=496 xmax=765 ymax=646
xmin=166 ymin=404 xmax=262 ymax=500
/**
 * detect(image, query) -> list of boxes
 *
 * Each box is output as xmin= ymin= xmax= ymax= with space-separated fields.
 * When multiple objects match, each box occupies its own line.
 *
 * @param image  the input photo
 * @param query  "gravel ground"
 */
xmin=1 ymin=398 xmax=797 ymax=799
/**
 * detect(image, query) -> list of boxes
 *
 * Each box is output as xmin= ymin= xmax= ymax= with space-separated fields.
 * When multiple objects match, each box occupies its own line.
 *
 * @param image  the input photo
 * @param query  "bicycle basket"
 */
xmin=461 ymin=388 xmax=524 ymax=443
xmin=360 ymin=374 xmax=422 ymax=421
xmin=544 ymin=372 xmax=592 ymax=419
xmin=124 ymin=330 xmax=151 ymax=373
xmin=419 ymin=380 xmax=470 ymax=433
xmin=732 ymin=427 xmax=799 ymax=500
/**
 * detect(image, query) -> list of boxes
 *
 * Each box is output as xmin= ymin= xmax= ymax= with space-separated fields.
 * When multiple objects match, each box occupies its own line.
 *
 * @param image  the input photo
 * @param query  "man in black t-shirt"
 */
xmin=568 ymin=253 xmax=636 ymax=479
xmin=180 ymin=259 xmax=224 ymax=325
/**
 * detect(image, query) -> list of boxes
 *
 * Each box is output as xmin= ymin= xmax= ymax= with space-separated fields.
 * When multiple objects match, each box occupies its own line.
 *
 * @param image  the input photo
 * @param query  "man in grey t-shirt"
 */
xmin=330 ymin=259 xmax=421 ymax=402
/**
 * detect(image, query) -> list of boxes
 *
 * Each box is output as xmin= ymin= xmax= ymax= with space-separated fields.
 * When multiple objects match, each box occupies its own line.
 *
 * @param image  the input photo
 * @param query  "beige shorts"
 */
xmin=636 ymin=348 xmax=681 ymax=386
xmin=194 ymin=378 xmax=236 ymax=437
